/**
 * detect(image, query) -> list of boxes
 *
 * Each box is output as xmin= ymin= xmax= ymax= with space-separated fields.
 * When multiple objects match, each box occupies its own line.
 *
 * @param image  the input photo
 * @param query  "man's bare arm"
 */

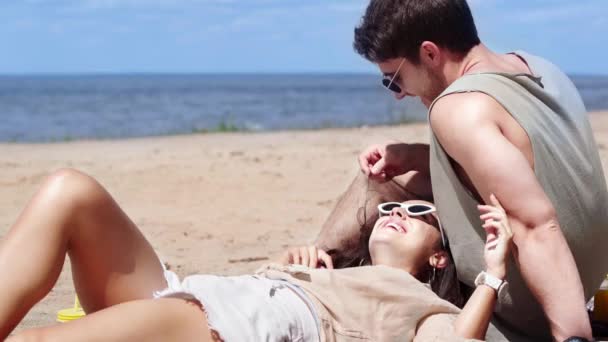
xmin=431 ymin=93 xmax=592 ymax=341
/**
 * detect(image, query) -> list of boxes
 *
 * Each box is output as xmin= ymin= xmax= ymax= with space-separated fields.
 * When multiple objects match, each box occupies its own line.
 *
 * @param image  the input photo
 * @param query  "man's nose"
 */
xmin=395 ymin=89 xmax=413 ymax=100
xmin=394 ymin=92 xmax=407 ymax=100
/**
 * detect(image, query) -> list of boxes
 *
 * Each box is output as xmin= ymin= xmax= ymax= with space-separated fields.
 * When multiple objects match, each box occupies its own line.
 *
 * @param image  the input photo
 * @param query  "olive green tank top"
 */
xmin=429 ymin=51 xmax=608 ymax=340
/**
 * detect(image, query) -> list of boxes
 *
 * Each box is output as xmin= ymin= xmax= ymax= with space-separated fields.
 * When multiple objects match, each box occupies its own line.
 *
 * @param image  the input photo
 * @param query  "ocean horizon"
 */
xmin=1 ymin=73 xmax=607 ymax=142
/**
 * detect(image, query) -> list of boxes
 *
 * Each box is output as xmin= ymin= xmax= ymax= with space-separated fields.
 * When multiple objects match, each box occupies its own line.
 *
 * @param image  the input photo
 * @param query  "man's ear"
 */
xmin=429 ymin=250 xmax=449 ymax=269
xmin=419 ymin=41 xmax=441 ymax=67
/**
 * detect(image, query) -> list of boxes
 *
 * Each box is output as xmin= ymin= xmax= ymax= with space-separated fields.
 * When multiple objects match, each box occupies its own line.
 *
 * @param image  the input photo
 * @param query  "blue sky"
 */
xmin=1 ymin=0 xmax=607 ymax=75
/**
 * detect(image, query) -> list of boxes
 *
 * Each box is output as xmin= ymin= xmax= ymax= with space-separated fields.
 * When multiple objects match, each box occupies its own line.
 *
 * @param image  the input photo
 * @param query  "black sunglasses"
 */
xmin=382 ymin=77 xmax=402 ymax=94
xmin=381 ymin=58 xmax=405 ymax=94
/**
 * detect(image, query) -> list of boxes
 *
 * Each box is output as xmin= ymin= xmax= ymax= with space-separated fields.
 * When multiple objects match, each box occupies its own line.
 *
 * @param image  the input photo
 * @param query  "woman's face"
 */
xmin=368 ymin=200 xmax=446 ymax=275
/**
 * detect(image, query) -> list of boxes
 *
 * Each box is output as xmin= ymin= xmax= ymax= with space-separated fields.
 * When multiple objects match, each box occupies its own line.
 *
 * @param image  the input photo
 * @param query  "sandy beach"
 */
xmin=2 ymin=111 xmax=608 ymax=332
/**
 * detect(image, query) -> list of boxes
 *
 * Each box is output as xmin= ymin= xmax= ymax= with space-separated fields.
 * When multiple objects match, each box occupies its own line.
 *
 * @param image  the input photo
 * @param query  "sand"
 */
xmin=2 ymin=111 xmax=608 ymax=332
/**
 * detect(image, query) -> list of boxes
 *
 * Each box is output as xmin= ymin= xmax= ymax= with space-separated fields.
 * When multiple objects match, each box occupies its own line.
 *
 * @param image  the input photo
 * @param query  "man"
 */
xmin=315 ymin=0 xmax=608 ymax=341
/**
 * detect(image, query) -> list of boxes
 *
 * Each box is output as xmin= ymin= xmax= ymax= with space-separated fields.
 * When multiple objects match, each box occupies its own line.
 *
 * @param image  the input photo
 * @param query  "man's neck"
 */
xmin=443 ymin=44 xmax=532 ymax=86
xmin=443 ymin=44 xmax=498 ymax=84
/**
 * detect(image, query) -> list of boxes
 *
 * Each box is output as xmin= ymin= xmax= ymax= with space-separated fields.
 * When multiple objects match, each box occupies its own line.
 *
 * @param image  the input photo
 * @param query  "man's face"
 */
xmin=378 ymin=58 xmax=447 ymax=108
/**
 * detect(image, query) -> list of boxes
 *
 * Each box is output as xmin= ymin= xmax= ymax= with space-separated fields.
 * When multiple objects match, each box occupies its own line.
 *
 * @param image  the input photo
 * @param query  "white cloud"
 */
xmin=327 ymin=2 xmax=366 ymax=13
xmin=70 ymin=0 xmax=283 ymax=11
xmin=468 ymin=0 xmax=499 ymax=6
xmin=513 ymin=2 xmax=604 ymax=23
xmin=14 ymin=0 xmax=241 ymax=12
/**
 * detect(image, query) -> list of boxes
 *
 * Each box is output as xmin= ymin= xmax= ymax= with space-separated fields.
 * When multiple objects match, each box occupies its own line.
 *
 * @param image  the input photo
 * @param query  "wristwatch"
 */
xmin=475 ymin=271 xmax=508 ymax=295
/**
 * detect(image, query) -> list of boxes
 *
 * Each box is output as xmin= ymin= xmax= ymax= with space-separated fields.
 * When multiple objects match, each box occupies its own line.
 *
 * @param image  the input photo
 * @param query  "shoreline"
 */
xmin=1 ymin=121 xmax=423 ymax=145
xmin=2 ymin=110 xmax=607 ymax=332
xmin=2 ymin=110 xmax=607 ymax=145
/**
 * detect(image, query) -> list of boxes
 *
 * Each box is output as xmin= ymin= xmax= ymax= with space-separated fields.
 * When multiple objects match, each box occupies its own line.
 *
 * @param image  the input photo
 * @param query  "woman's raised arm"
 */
xmin=453 ymin=194 xmax=514 ymax=340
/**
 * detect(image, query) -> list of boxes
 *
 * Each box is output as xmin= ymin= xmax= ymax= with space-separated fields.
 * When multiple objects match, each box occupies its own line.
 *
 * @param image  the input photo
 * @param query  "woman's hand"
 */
xmin=478 ymin=194 xmax=513 ymax=279
xmin=279 ymin=245 xmax=334 ymax=269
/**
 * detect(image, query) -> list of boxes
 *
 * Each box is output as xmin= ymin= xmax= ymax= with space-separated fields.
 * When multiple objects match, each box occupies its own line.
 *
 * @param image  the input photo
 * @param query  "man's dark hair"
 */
xmin=353 ymin=0 xmax=481 ymax=64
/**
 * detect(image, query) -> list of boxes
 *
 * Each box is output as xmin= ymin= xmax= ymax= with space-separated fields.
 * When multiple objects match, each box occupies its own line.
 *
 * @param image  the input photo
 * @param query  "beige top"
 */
xmin=256 ymin=263 xmax=480 ymax=342
xmin=428 ymin=51 xmax=608 ymax=340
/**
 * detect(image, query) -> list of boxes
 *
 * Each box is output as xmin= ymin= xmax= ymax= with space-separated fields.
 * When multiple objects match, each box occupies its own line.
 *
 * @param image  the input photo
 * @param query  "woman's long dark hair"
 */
xmin=326 ymin=180 xmax=467 ymax=308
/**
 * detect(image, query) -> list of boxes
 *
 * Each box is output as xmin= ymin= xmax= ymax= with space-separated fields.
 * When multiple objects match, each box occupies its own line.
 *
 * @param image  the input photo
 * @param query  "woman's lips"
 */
xmin=383 ymin=220 xmax=407 ymax=234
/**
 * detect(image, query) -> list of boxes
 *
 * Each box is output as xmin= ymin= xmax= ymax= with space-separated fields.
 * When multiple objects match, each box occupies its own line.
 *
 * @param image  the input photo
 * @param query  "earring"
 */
xmin=428 ymin=266 xmax=437 ymax=284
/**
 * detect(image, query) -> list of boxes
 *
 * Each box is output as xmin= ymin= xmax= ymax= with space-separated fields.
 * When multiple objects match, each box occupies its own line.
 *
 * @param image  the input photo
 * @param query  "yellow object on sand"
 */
xmin=595 ymin=275 xmax=608 ymax=323
xmin=56 ymin=296 xmax=86 ymax=323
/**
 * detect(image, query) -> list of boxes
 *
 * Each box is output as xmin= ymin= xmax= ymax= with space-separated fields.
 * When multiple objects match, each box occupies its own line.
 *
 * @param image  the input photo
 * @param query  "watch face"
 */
xmin=485 ymin=274 xmax=503 ymax=289
xmin=475 ymin=271 xmax=503 ymax=291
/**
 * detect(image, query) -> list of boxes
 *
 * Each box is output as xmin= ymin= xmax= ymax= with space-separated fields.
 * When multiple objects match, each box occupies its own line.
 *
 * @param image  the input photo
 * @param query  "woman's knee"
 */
xmin=40 ymin=168 xmax=108 ymax=210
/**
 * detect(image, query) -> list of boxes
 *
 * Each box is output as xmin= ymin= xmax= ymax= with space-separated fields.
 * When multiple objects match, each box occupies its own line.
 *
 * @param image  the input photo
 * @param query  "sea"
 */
xmin=0 ymin=74 xmax=607 ymax=142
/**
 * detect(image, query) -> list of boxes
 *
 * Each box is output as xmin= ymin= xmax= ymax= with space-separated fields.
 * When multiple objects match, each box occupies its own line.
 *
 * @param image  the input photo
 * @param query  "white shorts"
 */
xmin=155 ymin=268 xmax=320 ymax=342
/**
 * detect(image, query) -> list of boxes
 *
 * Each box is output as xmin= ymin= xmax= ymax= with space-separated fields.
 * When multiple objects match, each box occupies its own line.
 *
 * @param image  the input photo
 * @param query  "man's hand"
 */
xmin=358 ymin=141 xmax=416 ymax=182
xmin=279 ymin=245 xmax=334 ymax=269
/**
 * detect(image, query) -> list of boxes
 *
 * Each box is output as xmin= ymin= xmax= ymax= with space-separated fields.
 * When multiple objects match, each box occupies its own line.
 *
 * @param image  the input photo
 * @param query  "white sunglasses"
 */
xmin=377 ymin=202 xmax=447 ymax=248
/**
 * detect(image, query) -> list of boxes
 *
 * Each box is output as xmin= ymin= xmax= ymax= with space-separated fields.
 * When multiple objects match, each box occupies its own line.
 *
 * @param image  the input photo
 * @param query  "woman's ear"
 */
xmin=429 ymin=251 xmax=449 ymax=269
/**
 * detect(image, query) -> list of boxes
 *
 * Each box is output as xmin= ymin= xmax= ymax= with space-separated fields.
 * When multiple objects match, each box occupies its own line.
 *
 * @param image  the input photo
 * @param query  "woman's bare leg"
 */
xmin=0 ymin=168 xmax=167 ymax=339
xmin=6 ymin=298 xmax=212 ymax=342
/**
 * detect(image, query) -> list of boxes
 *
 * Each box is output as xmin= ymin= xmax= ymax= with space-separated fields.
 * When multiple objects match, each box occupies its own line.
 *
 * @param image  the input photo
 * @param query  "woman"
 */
xmin=0 ymin=169 xmax=512 ymax=341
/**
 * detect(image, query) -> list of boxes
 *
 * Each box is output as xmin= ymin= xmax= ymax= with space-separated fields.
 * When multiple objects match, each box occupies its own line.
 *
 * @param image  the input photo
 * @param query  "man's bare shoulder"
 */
xmin=429 ymin=91 xmax=508 ymax=136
